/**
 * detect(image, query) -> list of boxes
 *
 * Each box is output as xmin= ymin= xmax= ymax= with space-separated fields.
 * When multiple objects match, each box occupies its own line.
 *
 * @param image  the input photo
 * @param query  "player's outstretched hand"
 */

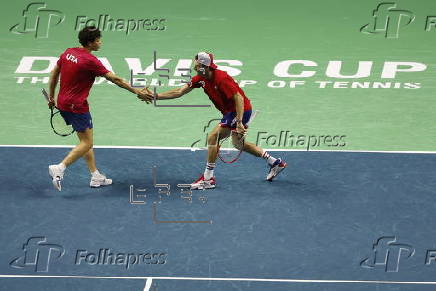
xmin=137 ymin=87 xmax=153 ymax=104
xmin=143 ymin=87 xmax=155 ymax=99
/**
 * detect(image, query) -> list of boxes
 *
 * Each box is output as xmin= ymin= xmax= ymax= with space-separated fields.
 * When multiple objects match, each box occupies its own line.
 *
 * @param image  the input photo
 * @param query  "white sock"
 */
xmin=262 ymin=150 xmax=277 ymax=166
xmin=204 ymin=163 xmax=216 ymax=180
xmin=58 ymin=163 xmax=66 ymax=172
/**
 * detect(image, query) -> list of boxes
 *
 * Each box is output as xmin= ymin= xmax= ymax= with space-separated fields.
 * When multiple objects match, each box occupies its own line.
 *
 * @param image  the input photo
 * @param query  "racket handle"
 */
xmin=42 ymin=88 xmax=50 ymax=102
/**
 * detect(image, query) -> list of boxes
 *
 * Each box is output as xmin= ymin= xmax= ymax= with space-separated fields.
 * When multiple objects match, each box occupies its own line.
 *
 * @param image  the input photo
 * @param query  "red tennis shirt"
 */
xmin=188 ymin=69 xmax=252 ymax=114
xmin=56 ymin=47 xmax=110 ymax=113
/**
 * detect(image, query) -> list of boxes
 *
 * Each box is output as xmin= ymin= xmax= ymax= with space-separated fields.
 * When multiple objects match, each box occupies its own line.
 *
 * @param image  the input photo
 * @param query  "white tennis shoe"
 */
xmin=266 ymin=158 xmax=287 ymax=181
xmin=90 ymin=173 xmax=112 ymax=188
xmin=191 ymin=175 xmax=216 ymax=190
xmin=49 ymin=164 xmax=64 ymax=191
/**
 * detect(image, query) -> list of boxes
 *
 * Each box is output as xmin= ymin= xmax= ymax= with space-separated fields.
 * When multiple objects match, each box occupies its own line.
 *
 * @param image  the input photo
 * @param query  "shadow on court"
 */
xmin=0 ymin=147 xmax=435 ymax=291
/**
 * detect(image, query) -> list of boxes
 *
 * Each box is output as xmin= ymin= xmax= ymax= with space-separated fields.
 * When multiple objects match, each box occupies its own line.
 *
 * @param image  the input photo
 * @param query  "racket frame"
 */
xmin=217 ymin=110 xmax=259 ymax=164
xmin=42 ymin=88 xmax=75 ymax=137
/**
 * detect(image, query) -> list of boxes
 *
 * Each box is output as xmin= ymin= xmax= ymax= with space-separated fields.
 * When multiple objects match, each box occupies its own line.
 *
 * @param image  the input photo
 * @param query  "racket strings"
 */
xmin=42 ymin=89 xmax=74 ymax=137
xmin=51 ymin=110 xmax=74 ymax=136
xmin=217 ymin=131 xmax=245 ymax=163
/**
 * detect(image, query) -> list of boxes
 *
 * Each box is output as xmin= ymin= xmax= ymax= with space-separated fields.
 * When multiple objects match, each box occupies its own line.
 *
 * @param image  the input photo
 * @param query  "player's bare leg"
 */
xmin=75 ymin=133 xmax=111 ymax=188
xmin=207 ymin=125 xmax=231 ymax=163
xmin=48 ymin=128 xmax=93 ymax=191
xmin=83 ymin=148 xmax=97 ymax=173
xmin=234 ymin=131 xmax=287 ymax=182
xmin=239 ymin=137 xmax=263 ymax=157
xmin=49 ymin=128 xmax=111 ymax=190
xmin=82 ymin=147 xmax=112 ymax=187
xmin=62 ymin=128 xmax=94 ymax=167
xmin=191 ymin=125 xmax=230 ymax=190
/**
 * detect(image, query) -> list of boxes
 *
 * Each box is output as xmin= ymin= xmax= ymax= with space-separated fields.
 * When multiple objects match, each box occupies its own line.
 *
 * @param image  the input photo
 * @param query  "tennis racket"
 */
xmin=42 ymin=88 xmax=74 ymax=137
xmin=217 ymin=110 xmax=259 ymax=164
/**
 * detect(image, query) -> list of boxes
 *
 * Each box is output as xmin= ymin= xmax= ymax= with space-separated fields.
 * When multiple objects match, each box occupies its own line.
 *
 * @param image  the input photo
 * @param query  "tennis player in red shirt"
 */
xmin=47 ymin=26 xmax=152 ymax=191
xmin=142 ymin=52 xmax=287 ymax=189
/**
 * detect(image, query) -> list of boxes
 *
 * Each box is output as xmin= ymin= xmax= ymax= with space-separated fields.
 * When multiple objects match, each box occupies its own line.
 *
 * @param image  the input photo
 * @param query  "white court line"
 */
xmin=143 ymin=277 xmax=153 ymax=291
xmin=0 ymin=145 xmax=435 ymax=154
xmin=0 ymin=275 xmax=436 ymax=285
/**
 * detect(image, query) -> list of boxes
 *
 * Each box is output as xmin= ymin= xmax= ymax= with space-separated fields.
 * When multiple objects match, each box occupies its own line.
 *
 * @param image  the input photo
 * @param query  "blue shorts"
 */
xmin=219 ymin=110 xmax=252 ymax=130
xmin=59 ymin=111 xmax=93 ymax=132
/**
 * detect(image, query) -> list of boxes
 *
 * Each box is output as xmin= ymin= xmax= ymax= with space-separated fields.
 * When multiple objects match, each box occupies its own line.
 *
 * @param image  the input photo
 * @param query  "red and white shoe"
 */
xmin=190 ymin=174 xmax=216 ymax=190
xmin=266 ymin=158 xmax=287 ymax=181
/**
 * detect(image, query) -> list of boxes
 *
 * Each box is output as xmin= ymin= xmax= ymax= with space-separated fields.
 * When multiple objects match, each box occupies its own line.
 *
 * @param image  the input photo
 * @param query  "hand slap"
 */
xmin=137 ymin=86 xmax=153 ymax=104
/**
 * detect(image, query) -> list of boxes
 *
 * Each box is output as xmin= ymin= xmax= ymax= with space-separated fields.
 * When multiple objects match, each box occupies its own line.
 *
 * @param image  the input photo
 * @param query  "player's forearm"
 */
xmin=111 ymin=77 xmax=140 ymax=95
xmin=48 ymin=71 xmax=59 ymax=99
xmin=234 ymin=93 xmax=244 ymax=120
xmin=156 ymin=88 xmax=183 ymax=100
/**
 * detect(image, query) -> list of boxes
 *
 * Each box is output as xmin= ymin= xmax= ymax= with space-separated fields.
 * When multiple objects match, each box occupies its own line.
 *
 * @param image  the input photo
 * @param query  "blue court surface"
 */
xmin=1 ymin=146 xmax=436 ymax=291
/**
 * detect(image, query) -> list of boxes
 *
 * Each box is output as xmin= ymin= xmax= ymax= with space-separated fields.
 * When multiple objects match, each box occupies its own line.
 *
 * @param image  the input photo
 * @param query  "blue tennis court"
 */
xmin=1 ymin=146 xmax=435 ymax=290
